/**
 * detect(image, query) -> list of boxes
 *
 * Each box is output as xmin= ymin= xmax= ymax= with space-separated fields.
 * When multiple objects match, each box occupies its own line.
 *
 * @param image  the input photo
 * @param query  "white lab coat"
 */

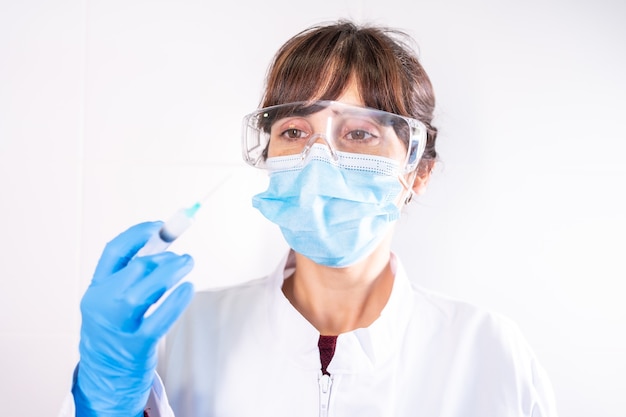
xmin=59 ymin=251 xmax=558 ymax=417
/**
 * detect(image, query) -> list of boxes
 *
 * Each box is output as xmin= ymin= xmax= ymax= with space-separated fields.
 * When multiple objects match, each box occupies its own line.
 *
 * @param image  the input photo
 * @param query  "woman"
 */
xmin=66 ymin=20 xmax=558 ymax=417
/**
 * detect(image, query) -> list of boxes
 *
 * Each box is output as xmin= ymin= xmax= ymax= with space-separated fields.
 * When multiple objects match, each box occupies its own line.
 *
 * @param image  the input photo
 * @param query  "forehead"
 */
xmin=265 ymin=100 xmax=399 ymax=125
xmin=334 ymin=79 xmax=365 ymax=107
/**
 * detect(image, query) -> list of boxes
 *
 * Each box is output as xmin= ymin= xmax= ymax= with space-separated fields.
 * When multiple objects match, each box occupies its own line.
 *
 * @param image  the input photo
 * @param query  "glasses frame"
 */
xmin=241 ymin=100 xmax=427 ymax=174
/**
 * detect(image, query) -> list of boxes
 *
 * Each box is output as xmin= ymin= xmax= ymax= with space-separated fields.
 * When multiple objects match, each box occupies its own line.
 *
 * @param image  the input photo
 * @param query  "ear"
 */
xmin=411 ymin=160 xmax=435 ymax=196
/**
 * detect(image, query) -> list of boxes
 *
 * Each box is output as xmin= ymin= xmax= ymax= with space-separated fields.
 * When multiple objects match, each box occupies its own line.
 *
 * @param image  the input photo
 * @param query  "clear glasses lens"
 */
xmin=242 ymin=101 xmax=426 ymax=172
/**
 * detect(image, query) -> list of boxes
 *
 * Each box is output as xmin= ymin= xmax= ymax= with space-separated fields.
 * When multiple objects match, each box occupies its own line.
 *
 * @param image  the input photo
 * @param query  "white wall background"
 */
xmin=1 ymin=0 xmax=624 ymax=415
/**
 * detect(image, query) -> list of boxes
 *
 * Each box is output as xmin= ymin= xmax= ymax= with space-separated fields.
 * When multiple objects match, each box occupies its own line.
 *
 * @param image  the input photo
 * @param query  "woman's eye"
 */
xmin=273 ymin=118 xmax=311 ymax=141
xmin=345 ymin=129 xmax=375 ymax=141
xmin=282 ymin=128 xmax=307 ymax=139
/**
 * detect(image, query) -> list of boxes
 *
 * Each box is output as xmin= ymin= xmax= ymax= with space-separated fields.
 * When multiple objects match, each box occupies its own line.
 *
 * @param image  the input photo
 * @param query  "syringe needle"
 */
xmin=198 ymin=173 xmax=234 ymax=204
xmin=134 ymin=173 xmax=233 ymax=257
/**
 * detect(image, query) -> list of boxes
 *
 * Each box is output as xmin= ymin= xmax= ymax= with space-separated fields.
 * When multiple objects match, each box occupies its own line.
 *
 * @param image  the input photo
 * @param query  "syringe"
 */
xmin=135 ymin=174 xmax=232 ymax=257
xmin=135 ymin=202 xmax=202 ymax=257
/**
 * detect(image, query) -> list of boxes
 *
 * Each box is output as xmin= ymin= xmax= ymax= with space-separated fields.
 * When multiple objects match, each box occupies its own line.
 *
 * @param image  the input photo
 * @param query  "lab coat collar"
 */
xmin=267 ymin=250 xmax=416 ymax=375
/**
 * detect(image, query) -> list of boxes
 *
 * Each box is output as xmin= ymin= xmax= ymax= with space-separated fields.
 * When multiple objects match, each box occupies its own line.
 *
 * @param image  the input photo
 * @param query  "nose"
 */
xmin=300 ymin=115 xmax=339 ymax=161
xmin=301 ymin=133 xmax=339 ymax=162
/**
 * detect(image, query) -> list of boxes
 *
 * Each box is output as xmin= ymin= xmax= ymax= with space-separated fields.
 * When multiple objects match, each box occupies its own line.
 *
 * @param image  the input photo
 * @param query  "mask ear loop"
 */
xmin=397 ymin=171 xmax=417 ymax=206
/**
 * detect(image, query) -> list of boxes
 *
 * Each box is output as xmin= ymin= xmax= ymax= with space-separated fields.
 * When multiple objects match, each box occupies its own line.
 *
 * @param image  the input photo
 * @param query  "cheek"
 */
xmin=267 ymin=139 xmax=307 ymax=157
xmin=267 ymin=141 xmax=287 ymax=157
xmin=389 ymin=141 xmax=409 ymax=164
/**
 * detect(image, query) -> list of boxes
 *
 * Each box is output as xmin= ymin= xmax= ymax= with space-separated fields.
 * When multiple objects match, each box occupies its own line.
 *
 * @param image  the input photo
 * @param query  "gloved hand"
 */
xmin=72 ymin=221 xmax=195 ymax=417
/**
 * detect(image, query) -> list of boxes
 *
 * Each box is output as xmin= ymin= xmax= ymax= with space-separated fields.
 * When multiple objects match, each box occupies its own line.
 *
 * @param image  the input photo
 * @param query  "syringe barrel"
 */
xmin=135 ymin=208 xmax=195 ymax=257
xmin=135 ymin=232 xmax=172 ymax=257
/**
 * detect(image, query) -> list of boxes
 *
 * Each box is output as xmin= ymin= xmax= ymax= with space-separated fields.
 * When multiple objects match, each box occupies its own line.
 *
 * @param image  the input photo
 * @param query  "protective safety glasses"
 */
xmin=242 ymin=101 xmax=427 ymax=173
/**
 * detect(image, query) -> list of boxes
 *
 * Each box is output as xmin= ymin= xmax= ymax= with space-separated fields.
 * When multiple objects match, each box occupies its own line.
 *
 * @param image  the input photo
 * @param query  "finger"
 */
xmin=107 ymin=252 xmax=190 ymax=333
xmin=101 ymin=251 xmax=180 ymax=294
xmin=82 ymin=253 xmax=185 ymax=332
xmin=124 ymin=253 xmax=194 ymax=316
xmin=123 ymin=251 xmax=183 ymax=280
xmin=106 ymin=251 xmax=185 ymax=300
xmin=93 ymin=222 xmax=163 ymax=280
xmin=142 ymin=281 xmax=195 ymax=339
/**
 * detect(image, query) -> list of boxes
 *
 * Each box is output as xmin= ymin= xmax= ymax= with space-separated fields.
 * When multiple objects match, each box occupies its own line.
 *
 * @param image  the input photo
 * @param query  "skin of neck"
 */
xmin=281 ymin=228 xmax=397 ymax=336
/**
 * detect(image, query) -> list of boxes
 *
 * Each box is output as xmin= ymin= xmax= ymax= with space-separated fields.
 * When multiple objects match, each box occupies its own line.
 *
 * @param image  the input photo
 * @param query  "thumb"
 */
xmin=93 ymin=221 xmax=163 ymax=281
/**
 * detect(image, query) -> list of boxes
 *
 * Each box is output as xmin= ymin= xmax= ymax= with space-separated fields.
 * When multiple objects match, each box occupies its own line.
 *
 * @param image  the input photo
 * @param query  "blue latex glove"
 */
xmin=73 ymin=221 xmax=195 ymax=417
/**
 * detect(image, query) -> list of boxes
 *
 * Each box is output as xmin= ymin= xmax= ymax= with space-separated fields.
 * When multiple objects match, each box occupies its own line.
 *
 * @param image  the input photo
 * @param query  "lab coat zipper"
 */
xmin=318 ymin=373 xmax=333 ymax=417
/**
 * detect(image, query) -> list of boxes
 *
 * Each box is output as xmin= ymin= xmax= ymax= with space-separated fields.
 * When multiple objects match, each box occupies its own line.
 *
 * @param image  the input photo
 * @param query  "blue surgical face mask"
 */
xmin=252 ymin=144 xmax=406 ymax=267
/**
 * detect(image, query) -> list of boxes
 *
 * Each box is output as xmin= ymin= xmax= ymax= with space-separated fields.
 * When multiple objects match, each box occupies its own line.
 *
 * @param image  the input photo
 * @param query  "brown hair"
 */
xmin=260 ymin=20 xmax=438 ymax=163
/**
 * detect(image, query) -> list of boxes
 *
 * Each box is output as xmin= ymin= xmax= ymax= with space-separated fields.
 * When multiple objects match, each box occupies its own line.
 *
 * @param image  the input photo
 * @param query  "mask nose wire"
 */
xmin=300 ymin=115 xmax=340 ymax=162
